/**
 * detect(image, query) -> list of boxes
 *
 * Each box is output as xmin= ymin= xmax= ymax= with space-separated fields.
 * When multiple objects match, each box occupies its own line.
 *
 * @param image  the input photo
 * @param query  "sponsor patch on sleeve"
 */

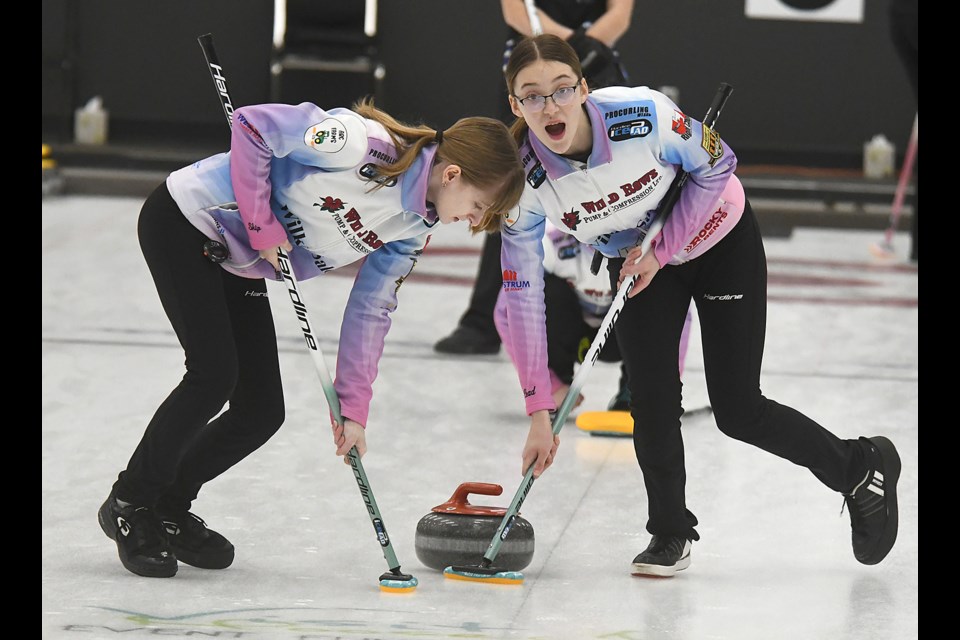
xmin=502 ymin=268 xmax=531 ymax=292
xmin=671 ymin=110 xmax=692 ymax=140
xmin=236 ymin=113 xmax=268 ymax=148
xmin=700 ymin=124 xmax=724 ymax=166
xmin=304 ymin=118 xmax=348 ymax=152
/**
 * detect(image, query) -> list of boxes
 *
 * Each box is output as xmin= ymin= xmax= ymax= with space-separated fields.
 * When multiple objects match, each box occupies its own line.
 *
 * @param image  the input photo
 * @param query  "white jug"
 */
xmin=74 ymin=96 xmax=109 ymax=145
xmin=863 ymin=134 xmax=894 ymax=179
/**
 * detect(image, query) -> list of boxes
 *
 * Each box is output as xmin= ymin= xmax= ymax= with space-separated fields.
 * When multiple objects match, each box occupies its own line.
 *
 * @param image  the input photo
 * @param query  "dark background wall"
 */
xmin=41 ymin=0 xmax=275 ymax=149
xmin=42 ymin=0 xmax=916 ymax=167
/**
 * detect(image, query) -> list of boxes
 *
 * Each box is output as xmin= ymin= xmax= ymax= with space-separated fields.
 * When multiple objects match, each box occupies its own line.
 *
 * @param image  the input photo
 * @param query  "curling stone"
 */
xmin=415 ymin=482 xmax=535 ymax=571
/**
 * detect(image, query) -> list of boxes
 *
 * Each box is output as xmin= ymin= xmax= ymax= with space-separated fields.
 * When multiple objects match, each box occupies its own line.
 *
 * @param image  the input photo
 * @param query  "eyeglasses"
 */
xmin=514 ymin=84 xmax=581 ymax=112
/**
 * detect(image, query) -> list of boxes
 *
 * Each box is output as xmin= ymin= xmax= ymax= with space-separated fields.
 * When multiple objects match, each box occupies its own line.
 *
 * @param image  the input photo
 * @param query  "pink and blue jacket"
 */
xmin=166 ymin=102 xmax=440 ymax=425
xmin=500 ymin=86 xmax=745 ymax=415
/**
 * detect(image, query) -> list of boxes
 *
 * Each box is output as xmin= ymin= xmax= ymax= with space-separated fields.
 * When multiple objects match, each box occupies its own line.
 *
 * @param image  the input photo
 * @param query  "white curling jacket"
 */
xmin=500 ymin=86 xmax=745 ymax=415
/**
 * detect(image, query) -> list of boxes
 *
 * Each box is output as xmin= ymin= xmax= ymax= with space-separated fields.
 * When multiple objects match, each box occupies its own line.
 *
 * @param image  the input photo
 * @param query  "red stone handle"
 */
xmin=432 ymin=482 xmax=507 ymax=516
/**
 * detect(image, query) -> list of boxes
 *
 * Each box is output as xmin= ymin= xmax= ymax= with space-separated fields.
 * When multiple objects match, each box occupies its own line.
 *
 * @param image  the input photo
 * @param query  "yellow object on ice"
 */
xmin=42 ymin=144 xmax=57 ymax=170
xmin=576 ymin=410 xmax=633 ymax=436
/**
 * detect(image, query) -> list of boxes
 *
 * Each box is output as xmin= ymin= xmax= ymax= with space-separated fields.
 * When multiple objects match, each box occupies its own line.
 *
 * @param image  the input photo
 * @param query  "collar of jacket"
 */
xmin=400 ymin=142 xmax=439 ymax=224
xmin=527 ymin=96 xmax=613 ymax=180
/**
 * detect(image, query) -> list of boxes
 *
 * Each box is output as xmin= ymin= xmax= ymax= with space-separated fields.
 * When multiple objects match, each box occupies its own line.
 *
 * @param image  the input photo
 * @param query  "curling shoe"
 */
xmin=157 ymin=510 xmax=235 ymax=570
xmin=98 ymin=492 xmax=177 ymax=578
xmin=631 ymin=535 xmax=692 ymax=577
xmin=434 ymin=325 xmax=501 ymax=355
xmin=844 ymin=436 xmax=901 ymax=565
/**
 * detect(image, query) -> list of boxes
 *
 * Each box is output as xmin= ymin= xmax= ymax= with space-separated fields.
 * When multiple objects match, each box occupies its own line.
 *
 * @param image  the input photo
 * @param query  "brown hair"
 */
xmin=504 ymin=34 xmax=584 ymax=145
xmin=352 ymin=98 xmax=525 ymax=233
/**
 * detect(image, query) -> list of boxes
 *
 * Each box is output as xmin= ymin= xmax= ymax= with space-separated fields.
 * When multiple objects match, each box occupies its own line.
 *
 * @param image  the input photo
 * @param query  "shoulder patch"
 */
xmin=526 ymin=162 xmax=546 ymax=189
xmin=700 ymin=124 xmax=724 ymax=166
xmin=304 ymin=118 xmax=348 ymax=152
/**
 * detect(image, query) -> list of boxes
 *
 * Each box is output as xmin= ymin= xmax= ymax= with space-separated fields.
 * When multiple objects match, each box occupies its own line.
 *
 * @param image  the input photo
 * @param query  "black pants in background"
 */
xmin=608 ymin=202 xmax=868 ymax=541
xmin=544 ymin=272 xmax=621 ymax=385
xmin=457 ymin=231 xmax=504 ymax=341
xmin=112 ymin=183 xmax=285 ymax=512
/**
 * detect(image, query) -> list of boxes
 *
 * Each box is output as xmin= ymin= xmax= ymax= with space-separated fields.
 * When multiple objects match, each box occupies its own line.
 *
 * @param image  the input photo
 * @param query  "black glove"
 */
xmin=567 ymin=28 xmax=628 ymax=90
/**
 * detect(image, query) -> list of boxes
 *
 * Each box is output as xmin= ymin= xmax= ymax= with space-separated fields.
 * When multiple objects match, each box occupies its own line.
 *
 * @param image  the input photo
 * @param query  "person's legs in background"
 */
xmin=434 ymin=58 xmax=517 ymax=356
xmin=434 ymin=231 xmax=504 ymax=354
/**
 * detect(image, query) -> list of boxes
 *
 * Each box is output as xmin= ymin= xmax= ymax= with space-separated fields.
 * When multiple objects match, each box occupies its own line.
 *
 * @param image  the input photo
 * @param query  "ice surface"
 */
xmin=42 ymin=195 xmax=918 ymax=640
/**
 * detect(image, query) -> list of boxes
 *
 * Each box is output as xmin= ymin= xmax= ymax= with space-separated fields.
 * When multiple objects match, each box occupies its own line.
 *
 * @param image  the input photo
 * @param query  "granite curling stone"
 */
xmin=415 ymin=482 xmax=535 ymax=571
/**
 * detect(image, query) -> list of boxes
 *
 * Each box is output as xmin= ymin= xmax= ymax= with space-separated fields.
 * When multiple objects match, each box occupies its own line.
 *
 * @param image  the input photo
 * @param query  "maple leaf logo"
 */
xmin=317 ymin=196 xmax=346 ymax=213
xmin=671 ymin=111 xmax=687 ymax=134
xmin=561 ymin=208 xmax=580 ymax=231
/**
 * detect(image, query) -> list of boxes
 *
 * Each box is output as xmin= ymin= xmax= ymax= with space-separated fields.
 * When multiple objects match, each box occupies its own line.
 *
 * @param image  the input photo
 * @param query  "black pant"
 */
xmin=608 ymin=202 xmax=867 ymax=541
xmin=113 ymin=183 xmax=285 ymax=512
xmin=457 ymin=231 xmax=504 ymax=341
xmin=544 ymin=272 xmax=621 ymax=385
